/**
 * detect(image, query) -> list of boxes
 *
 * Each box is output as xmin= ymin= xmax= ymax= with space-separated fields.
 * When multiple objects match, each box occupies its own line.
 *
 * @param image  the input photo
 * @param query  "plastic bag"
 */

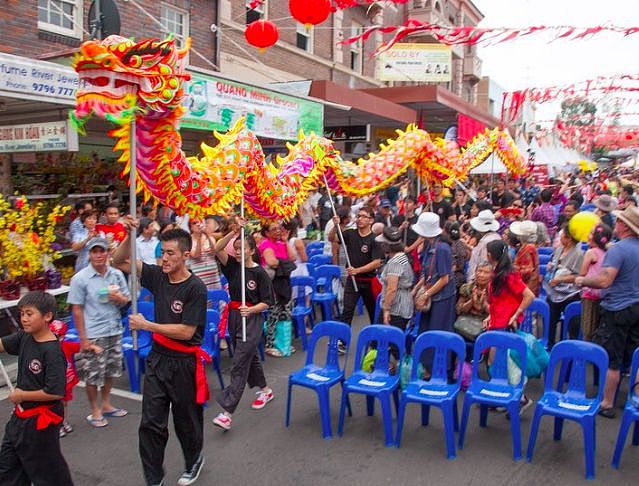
xmin=400 ymin=354 xmax=413 ymax=389
xmin=510 ymin=330 xmax=550 ymax=378
xmin=453 ymin=361 xmax=472 ymax=391
xmin=507 ymin=352 xmax=522 ymax=386
xmin=274 ymin=320 xmax=292 ymax=357
xmin=361 ymin=349 xmax=377 ymax=372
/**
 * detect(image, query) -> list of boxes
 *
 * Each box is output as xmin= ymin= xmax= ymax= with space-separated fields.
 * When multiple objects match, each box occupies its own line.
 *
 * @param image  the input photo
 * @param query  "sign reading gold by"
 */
xmin=378 ymin=43 xmax=452 ymax=83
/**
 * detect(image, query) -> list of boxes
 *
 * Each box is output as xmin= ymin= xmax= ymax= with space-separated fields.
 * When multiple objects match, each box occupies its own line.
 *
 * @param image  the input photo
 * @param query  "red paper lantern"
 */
xmin=289 ymin=0 xmax=331 ymax=26
xmin=244 ymin=20 xmax=279 ymax=49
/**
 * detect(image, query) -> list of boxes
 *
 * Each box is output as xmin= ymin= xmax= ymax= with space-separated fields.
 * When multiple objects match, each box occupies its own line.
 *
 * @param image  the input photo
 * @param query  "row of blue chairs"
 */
xmin=286 ymin=322 xmax=639 ymax=479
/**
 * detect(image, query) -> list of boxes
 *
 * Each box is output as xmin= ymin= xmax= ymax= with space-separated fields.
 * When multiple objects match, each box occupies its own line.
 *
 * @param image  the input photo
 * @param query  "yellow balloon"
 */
xmin=568 ymin=212 xmax=600 ymax=242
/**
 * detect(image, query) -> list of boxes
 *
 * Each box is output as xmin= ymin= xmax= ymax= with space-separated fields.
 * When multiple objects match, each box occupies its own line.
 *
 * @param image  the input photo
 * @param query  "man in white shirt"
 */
xmin=136 ymin=218 xmax=159 ymax=265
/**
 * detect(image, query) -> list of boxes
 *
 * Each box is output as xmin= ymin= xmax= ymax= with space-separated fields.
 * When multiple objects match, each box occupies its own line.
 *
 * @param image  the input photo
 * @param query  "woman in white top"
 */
xmin=282 ymin=220 xmax=311 ymax=301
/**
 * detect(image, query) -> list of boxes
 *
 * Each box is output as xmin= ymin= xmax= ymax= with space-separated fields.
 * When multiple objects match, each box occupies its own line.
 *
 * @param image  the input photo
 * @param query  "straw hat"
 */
xmin=411 ymin=212 xmax=442 ymax=238
xmin=470 ymin=210 xmax=500 ymax=233
xmin=509 ymin=220 xmax=538 ymax=243
xmin=594 ymin=194 xmax=618 ymax=213
xmin=613 ymin=205 xmax=639 ymax=236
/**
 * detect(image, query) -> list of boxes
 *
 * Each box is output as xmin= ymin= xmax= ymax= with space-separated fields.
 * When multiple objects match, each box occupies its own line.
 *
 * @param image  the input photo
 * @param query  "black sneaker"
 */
xmin=337 ymin=342 xmax=347 ymax=356
xmin=177 ymin=455 xmax=204 ymax=486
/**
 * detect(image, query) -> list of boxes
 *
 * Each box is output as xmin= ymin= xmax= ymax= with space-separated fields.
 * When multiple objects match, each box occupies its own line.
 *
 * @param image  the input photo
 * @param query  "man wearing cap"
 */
xmin=67 ymin=237 xmax=131 ymax=428
xmin=576 ymin=206 xmax=639 ymax=418
xmin=375 ymin=198 xmax=393 ymax=227
xmin=467 ymin=210 xmax=501 ymax=282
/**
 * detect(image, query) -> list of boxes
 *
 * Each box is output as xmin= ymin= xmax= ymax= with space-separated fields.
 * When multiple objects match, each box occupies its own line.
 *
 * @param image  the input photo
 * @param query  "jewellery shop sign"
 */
xmin=0 ymin=120 xmax=79 ymax=153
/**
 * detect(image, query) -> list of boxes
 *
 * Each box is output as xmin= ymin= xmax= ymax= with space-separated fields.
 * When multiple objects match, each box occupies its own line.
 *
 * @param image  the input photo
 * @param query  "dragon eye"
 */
xmin=129 ymin=55 xmax=142 ymax=68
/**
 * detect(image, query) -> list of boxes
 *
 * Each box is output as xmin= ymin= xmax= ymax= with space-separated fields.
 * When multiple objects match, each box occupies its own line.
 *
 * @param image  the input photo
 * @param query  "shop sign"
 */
xmin=378 ymin=43 xmax=452 ymax=83
xmin=181 ymin=74 xmax=324 ymax=140
xmin=530 ymin=164 xmax=549 ymax=185
xmin=0 ymin=120 xmax=78 ymax=153
xmin=0 ymin=53 xmax=78 ymax=104
xmin=324 ymin=125 xmax=370 ymax=142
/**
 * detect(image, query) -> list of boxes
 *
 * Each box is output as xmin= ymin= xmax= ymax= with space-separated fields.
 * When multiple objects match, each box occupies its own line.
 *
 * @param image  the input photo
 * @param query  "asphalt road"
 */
xmin=1 ymin=313 xmax=637 ymax=486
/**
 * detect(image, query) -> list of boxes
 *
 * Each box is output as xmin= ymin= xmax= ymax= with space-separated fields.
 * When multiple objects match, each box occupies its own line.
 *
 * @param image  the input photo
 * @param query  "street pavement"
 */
xmin=1 ymin=312 xmax=637 ymax=486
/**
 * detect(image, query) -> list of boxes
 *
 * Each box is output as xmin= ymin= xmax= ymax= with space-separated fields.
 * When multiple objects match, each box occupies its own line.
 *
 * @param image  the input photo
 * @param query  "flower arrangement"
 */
xmin=0 ymin=194 xmax=70 ymax=282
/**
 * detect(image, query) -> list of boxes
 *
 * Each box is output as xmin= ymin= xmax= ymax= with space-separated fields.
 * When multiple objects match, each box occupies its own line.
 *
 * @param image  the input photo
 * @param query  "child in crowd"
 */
xmin=0 ymin=291 xmax=74 ymax=485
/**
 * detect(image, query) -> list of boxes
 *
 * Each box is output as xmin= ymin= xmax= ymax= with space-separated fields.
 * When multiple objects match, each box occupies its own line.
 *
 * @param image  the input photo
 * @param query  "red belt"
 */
xmin=152 ymin=333 xmax=212 ymax=405
xmin=218 ymin=300 xmax=242 ymax=339
xmin=14 ymin=404 xmax=62 ymax=430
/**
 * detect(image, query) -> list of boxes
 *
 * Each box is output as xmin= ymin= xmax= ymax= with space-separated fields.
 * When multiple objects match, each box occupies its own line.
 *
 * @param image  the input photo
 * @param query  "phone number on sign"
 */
xmin=32 ymin=83 xmax=76 ymax=96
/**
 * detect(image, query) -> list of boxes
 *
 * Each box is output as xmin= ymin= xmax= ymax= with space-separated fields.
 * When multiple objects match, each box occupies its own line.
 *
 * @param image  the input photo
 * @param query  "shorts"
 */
xmin=592 ymin=303 xmax=639 ymax=370
xmin=75 ymin=335 xmax=123 ymax=386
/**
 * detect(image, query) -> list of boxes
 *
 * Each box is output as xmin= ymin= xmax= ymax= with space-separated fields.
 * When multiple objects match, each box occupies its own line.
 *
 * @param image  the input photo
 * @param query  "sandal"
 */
xmin=598 ymin=407 xmax=616 ymax=419
xmin=86 ymin=414 xmax=109 ymax=428
xmin=103 ymin=408 xmax=128 ymax=418
xmin=265 ymin=348 xmax=283 ymax=358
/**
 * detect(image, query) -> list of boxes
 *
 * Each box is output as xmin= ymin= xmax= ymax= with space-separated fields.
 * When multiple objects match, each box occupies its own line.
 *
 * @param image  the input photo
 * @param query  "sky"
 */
xmin=473 ymin=0 xmax=639 ymax=122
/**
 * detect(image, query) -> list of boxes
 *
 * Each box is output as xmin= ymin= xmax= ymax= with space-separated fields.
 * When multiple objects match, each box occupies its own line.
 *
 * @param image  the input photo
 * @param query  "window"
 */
xmin=296 ymin=23 xmax=313 ymax=53
xmin=246 ymin=0 xmax=265 ymax=24
xmin=37 ymin=0 xmax=83 ymax=38
xmin=160 ymin=4 xmax=190 ymax=50
xmin=350 ymin=23 xmax=363 ymax=73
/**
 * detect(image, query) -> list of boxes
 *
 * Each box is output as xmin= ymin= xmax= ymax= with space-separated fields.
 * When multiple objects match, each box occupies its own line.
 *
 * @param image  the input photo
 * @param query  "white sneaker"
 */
xmin=212 ymin=413 xmax=232 ymax=431
xmin=251 ymin=389 xmax=274 ymax=410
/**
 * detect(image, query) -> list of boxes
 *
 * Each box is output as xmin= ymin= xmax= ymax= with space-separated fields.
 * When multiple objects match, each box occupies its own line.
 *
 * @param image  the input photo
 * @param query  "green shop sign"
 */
xmin=181 ymin=73 xmax=324 ymax=141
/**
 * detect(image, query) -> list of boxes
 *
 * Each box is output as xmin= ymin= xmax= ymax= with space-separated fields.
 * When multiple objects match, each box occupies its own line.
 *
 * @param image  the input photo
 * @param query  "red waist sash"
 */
xmin=218 ymin=300 xmax=242 ymax=338
xmin=152 ymin=333 xmax=212 ymax=405
xmin=14 ymin=404 xmax=62 ymax=430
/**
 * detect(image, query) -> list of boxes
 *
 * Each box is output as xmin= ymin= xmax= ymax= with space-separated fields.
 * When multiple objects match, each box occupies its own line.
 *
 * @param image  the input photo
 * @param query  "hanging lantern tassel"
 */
xmin=289 ymin=0 xmax=332 ymax=26
xmin=245 ymin=20 xmax=280 ymax=50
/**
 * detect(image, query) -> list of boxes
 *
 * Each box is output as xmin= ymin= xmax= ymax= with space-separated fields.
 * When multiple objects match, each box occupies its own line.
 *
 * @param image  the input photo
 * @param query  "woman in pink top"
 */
xmin=259 ymin=222 xmax=296 ymax=357
xmin=579 ymin=223 xmax=613 ymax=341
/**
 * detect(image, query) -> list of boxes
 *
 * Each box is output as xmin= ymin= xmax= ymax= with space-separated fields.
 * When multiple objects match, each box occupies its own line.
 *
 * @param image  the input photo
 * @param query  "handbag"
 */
xmin=510 ymin=330 xmax=550 ymax=379
xmin=453 ymin=314 xmax=484 ymax=341
xmin=414 ymin=245 xmax=438 ymax=312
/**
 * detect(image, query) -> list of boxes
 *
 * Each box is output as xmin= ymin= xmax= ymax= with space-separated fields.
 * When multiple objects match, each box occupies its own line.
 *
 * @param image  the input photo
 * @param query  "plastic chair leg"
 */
xmin=479 ymin=404 xmax=488 ymax=427
xmin=316 ymin=387 xmax=333 ymax=439
xmin=611 ymin=411 xmax=634 ymax=469
xmin=379 ymin=394 xmax=395 ymax=447
xmin=526 ymin=406 xmax=543 ymax=462
xmin=395 ymin=398 xmax=407 ymax=448
xmin=337 ymin=390 xmax=348 ymax=437
xmin=633 ymin=421 xmax=639 ymax=446
xmin=583 ymin=417 xmax=596 ymax=479
xmin=421 ymin=404 xmax=430 ymax=426
xmin=508 ymin=402 xmax=523 ymax=461
xmin=293 ymin=316 xmax=308 ymax=351
xmin=442 ymin=403 xmax=457 ymax=460
xmin=393 ymin=388 xmax=400 ymax=414
xmin=458 ymin=397 xmax=472 ymax=450
xmin=553 ymin=416 xmax=565 ymax=441
xmin=366 ymin=395 xmax=375 ymax=416
xmin=123 ymin=349 xmax=139 ymax=393
xmin=213 ymin=356 xmax=225 ymax=390
xmin=285 ymin=381 xmax=293 ymax=428
xmin=357 ymin=297 xmax=363 ymax=316
xmin=453 ymin=399 xmax=459 ymax=433
xmin=342 ymin=383 xmax=352 ymax=417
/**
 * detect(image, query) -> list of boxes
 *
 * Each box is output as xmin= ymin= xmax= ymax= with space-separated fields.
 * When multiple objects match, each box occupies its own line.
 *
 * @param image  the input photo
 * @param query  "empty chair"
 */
xmin=612 ymin=347 xmax=639 ymax=469
xmin=338 ymin=325 xmax=405 ymax=447
xmin=538 ymin=254 xmax=552 ymax=266
xmin=290 ymin=276 xmax=315 ymax=351
xmin=561 ymin=301 xmax=582 ymax=341
xmin=309 ymin=254 xmax=332 ymax=267
xmin=306 ymin=247 xmax=324 ymax=259
xmin=458 ymin=331 xmax=528 ymax=460
xmin=286 ymin=321 xmax=352 ymax=438
xmin=396 ymin=331 xmax=466 ymax=459
xmin=306 ymin=241 xmax=325 ymax=252
xmin=526 ymin=340 xmax=608 ymax=479
xmin=312 ymin=265 xmax=342 ymax=321
xmin=521 ymin=298 xmax=551 ymax=348
xmin=372 ymin=293 xmax=383 ymax=324
xmin=138 ymin=286 xmax=153 ymax=302
xmin=200 ymin=309 xmax=225 ymax=389
xmin=538 ymin=247 xmax=554 ymax=256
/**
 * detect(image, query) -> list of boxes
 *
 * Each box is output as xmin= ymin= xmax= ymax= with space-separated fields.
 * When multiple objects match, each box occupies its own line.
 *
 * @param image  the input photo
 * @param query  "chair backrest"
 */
xmin=561 ymin=301 xmax=582 ymax=341
xmin=309 ymin=254 xmax=332 ymax=267
xmin=412 ymin=331 xmax=466 ymax=385
xmin=305 ymin=262 xmax=316 ymax=278
xmin=473 ymin=331 xmax=528 ymax=388
xmin=522 ymin=298 xmax=550 ymax=348
xmin=628 ymin=347 xmax=639 ymax=405
xmin=372 ymin=293 xmax=383 ymax=324
xmin=538 ymin=254 xmax=552 ymax=265
xmin=305 ymin=320 xmax=352 ymax=372
xmin=306 ymin=241 xmax=325 ymax=252
xmin=137 ymin=301 xmax=155 ymax=322
xmin=139 ymin=287 xmax=153 ymax=302
xmin=544 ymin=340 xmax=608 ymax=400
xmin=539 ymin=264 xmax=547 ymax=277
xmin=314 ymin=265 xmax=342 ymax=289
xmin=538 ymin=247 xmax=554 ymax=255
xmin=207 ymin=289 xmax=230 ymax=307
xmin=202 ymin=309 xmax=220 ymax=350
xmin=290 ymin=275 xmax=315 ymax=307
xmin=353 ymin=325 xmax=406 ymax=376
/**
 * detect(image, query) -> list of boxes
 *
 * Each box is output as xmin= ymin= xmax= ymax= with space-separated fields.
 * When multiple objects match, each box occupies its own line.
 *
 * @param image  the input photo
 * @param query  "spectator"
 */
xmin=509 ymin=220 xmax=541 ymax=295
xmin=491 ymin=179 xmax=515 ymax=210
xmin=67 ymin=237 xmax=130 ymax=428
xmin=136 ymin=218 xmax=160 ymax=265
xmin=69 ymin=200 xmax=93 ymax=241
xmin=188 ymin=218 xmax=222 ymax=291
xmin=444 ymin=221 xmax=469 ymax=290
xmin=283 ymin=219 xmax=311 ymax=314
xmin=375 ymin=198 xmax=393 ymax=227
xmin=469 ymin=198 xmax=492 ymax=220
xmin=578 ymin=223 xmax=613 ymax=342
xmin=456 ymin=261 xmax=491 ymax=325
xmin=543 ymin=224 xmax=584 ymax=347
xmin=531 ymin=188 xmax=558 ymax=240
xmin=467 ymin=209 xmax=501 ymax=282
xmin=594 ymin=194 xmax=618 ymax=229
xmin=141 ymin=204 xmax=157 ymax=222
xmin=71 ymin=210 xmax=99 ymax=272
xmin=519 ymin=177 xmax=539 ymax=207
xmin=476 ymin=185 xmax=489 ymax=202
xmin=556 ymin=199 xmax=580 ymax=229
xmin=452 ymin=188 xmax=472 ymax=221
xmin=535 ymin=221 xmax=551 ymax=247
xmin=619 ymin=184 xmax=637 ymax=209
xmin=430 ymin=182 xmax=456 ymax=227
xmin=96 ymin=203 xmax=127 ymax=249
xmin=392 ymin=196 xmax=419 ymax=251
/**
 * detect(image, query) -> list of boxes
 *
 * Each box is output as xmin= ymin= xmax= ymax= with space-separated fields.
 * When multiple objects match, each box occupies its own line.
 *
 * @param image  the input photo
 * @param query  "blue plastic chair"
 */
xmin=286 ymin=321 xmax=352 ymax=438
xmin=306 ymin=248 xmax=324 ymax=259
xmin=612 ymin=347 xmax=639 ymax=469
xmin=200 ymin=309 xmax=225 ymax=390
xmin=372 ymin=293 xmax=383 ymax=324
xmin=526 ymin=340 xmax=608 ymax=479
xmin=538 ymin=247 xmax=554 ymax=255
xmin=309 ymin=254 xmax=332 ymax=267
xmin=539 ymin=264 xmax=547 ymax=278
xmin=290 ymin=276 xmax=315 ymax=351
xmin=122 ymin=301 xmax=154 ymax=393
xmin=207 ymin=289 xmax=233 ymax=357
xmin=561 ymin=301 xmax=582 ymax=341
xmin=538 ymin=254 xmax=552 ymax=266
xmin=338 ymin=325 xmax=405 ymax=447
xmin=138 ymin=287 xmax=153 ymax=303
xmin=458 ymin=331 xmax=528 ymax=460
xmin=396 ymin=331 xmax=466 ymax=459
xmin=306 ymin=241 xmax=325 ymax=252
xmin=312 ymin=265 xmax=342 ymax=321
xmin=521 ymin=298 xmax=551 ymax=349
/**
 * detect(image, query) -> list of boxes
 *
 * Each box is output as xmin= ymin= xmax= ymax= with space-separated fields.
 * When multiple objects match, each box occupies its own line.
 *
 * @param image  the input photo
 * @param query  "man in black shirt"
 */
xmin=491 ymin=179 xmax=515 ymax=210
xmin=330 ymin=206 xmax=383 ymax=350
xmin=374 ymin=198 xmax=393 ymax=227
xmin=114 ymin=221 xmax=207 ymax=486
xmin=0 ymin=291 xmax=73 ymax=485
xmin=430 ymin=182 xmax=456 ymax=227
xmin=392 ymin=196 xmax=419 ymax=248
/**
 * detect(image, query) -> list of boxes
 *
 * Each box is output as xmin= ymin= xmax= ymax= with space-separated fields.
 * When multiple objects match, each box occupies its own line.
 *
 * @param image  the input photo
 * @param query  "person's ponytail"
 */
xmin=487 ymin=239 xmax=512 ymax=295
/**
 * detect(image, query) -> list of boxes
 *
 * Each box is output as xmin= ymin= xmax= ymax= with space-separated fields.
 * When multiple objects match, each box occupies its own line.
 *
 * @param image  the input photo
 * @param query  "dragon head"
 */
xmin=72 ymin=35 xmax=190 ymax=132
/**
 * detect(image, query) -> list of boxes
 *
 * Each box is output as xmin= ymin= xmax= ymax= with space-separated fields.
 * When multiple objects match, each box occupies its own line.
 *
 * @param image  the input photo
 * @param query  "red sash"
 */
xmin=14 ymin=404 xmax=63 ymax=430
xmin=218 ymin=301 xmax=242 ymax=338
xmin=152 ymin=333 xmax=212 ymax=405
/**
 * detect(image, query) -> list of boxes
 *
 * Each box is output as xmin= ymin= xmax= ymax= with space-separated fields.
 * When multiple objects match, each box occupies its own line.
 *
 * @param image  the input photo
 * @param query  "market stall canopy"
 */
xmin=470 ymin=154 xmax=507 ymax=174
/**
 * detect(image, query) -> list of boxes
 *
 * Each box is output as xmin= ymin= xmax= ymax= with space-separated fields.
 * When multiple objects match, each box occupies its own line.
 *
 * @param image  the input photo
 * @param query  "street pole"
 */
xmin=129 ymin=117 xmax=138 ymax=350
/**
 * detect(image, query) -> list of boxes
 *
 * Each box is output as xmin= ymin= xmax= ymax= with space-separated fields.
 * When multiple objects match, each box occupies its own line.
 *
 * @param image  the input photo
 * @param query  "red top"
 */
xmin=488 ymin=272 xmax=527 ymax=330
xmin=96 ymin=222 xmax=127 ymax=243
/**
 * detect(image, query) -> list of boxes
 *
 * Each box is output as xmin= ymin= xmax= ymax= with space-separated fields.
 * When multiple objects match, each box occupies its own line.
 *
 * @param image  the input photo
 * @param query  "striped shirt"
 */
xmin=380 ymin=252 xmax=415 ymax=319
xmin=188 ymin=237 xmax=221 ymax=290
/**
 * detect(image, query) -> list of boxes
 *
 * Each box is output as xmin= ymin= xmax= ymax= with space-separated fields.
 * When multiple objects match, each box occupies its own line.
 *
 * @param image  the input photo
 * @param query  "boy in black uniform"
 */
xmin=0 ymin=291 xmax=73 ymax=486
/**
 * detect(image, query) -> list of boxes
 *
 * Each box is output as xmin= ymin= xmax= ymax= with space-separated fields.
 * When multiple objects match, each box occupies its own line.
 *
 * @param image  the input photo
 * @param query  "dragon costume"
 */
xmin=72 ymin=35 xmax=526 ymax=220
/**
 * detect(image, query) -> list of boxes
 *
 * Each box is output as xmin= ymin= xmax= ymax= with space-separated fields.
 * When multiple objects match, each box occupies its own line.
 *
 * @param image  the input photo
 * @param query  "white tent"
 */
xmin=470 ymin=154 xmax=507 ymax=174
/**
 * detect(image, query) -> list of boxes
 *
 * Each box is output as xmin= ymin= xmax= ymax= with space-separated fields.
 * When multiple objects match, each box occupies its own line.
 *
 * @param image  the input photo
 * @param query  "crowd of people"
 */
xmin=2 ymin=166 xmax=639 ymax=485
